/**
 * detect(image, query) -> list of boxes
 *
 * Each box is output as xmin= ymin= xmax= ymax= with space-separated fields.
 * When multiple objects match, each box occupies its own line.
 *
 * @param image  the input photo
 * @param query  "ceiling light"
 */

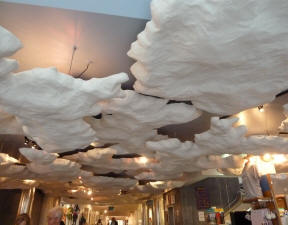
xmin=90 ymin=142 xmax=98 ymax=147
xmin=273 ymin=154 xmax=287 ymax=164
xmin=23 ymin=179 xmax=36 ymax=185
xmin=263 ymin=153 xmax=272 ymax=162
xmin=221 ymin=154 xmax=231 ymax=158
xmin=258 ymin=105 xmax=264 ymax=112
xmin=24 ymin=136 xmax=29 ymax=145
xmin=137 ymin=157 xmax=148 ymax=164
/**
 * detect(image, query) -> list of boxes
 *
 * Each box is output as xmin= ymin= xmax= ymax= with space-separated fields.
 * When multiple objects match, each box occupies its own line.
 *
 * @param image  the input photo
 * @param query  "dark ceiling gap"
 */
xmin=276 ymin=89 xmax=288 ymax=97
xmin=93 ymin=171 xmax=135 ymax=179
xmin=167 ymin=100 xmax=192 ymax=105
xmin=137 ymin=92 xmax=164 ymax=99
xmin=112 ymin=153 xmax=141 ymax=159
xmin=58 ymin=143 xmax=117 ymax=158
xmin=138 ymin=179 xmax=157 ymax=185
xmin=93 ymin=113 xmax=102 ymax=119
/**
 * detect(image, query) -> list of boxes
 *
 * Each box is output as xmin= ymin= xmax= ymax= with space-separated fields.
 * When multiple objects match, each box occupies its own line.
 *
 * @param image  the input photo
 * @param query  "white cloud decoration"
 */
xmin=128 ymin=0 xmax=288 ymax=115
xmin=0 ymin=26 xmax=129 ymax=153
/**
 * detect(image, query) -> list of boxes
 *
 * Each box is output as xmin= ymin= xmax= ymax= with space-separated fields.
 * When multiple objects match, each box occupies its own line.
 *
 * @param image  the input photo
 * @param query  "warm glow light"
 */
xmin=273 ymin=154 xmax=287 ymax=164
xmin=71 ymin=189 xmax=78 ymax=193
xmin=248 ymin=155 xmax=276 ymax=175
xmin=64 ymin=204 xmax=71 ymax=208
xmin=150 ymin=181 xmax=165 ymax=188
xmin=249 ymin=156 xmax=259 ymax=165
xmin=78 ymin=176 xmax=82 ymax=180
xmin=263 ymin=153 xmax=272 ymax=162
xmin=90 ymin=142 xmax=98 ymax=147
xmin=104 ymin=210 xmax=107 ymax=214
xmin=236 ymin=112 xmax=246 ymax=126
xmin=138 ymin=157 xmax=148 ymax=164
xmin=87 ymin=190 xmax=92 ymax=195
xmin=23 ymin=179 xmax=36 ymax=185
xmin=90 ymin=197 xmax=94 ymax=200
xmin=221 ymin=154 xmax=231 ymax=158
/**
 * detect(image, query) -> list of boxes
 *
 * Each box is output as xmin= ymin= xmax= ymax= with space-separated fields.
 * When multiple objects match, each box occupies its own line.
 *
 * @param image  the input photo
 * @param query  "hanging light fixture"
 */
xmin=258 ymin=105 xmax=264 ymax=112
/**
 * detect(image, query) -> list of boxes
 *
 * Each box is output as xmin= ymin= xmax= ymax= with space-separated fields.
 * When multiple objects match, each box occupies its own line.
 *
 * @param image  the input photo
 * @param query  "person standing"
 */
xmin=96 ymin=219 xmax=103 ymax=225
xmin=110 ymin=217 xmax=118 ymax=225
xmin=47 ymin=207 xmax=64 ymax=225
xmin=79 ymin=214 xmax=86 ymax=225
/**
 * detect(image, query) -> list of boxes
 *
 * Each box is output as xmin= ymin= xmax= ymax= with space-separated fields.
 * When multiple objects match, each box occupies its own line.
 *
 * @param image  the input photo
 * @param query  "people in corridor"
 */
xmin=72 ymin=205 xmax=80 ymax=225
xmin=15 ymin=213 xmax=30 ymax=225
xmin=96 ymin=218 xmax=103 ymax=225
xmin=110 ymin=217 xmax=118 ymax=225
xmin=79 ymin=214 xmax=86 ymax=225
xmin=47 ymin=207 xmax=64 ymax=225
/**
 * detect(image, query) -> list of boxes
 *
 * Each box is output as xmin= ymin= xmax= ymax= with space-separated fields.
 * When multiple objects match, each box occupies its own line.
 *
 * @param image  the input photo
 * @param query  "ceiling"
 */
xmin=1 ymin=0 xmax=288 ymax=216
xmin=0 ymin=0 xmax=152 ymax=19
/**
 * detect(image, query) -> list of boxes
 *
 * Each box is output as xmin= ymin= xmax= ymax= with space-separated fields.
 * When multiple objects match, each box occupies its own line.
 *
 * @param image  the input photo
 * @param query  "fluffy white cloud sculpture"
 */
xmin=135 ymin=153 xmax=243 ymax=181
xmin=128 ymin=0 xmax=288 ymax=115
xmin=279 ymin=104 xmax=288 ymax=132
xmin=0 ymin=164 xmax=26 ymax=177
xmin=147 ymin=117 xmax=288 ymax=159
xmin=0 ymin=26 xmax=22 ymax=57
xmin=101 ymin=90 xmax=201 ymax=128
xmin=149 ymin=181 xmax=185 ymax=190
xmin=84 ymin=176 xmax=137 ymax=189
xmin=0 ymin=153 xmax=26 ymax=176
xmin=0 ymin=25 xmax=129 ymax=152
xmin=87 ymin=90 xmax=200 ymax=151
xmin=66 ymin=146 xmax=153 ymax=174
xmin=86 ymin=115 xmax=158 ymax=152
xmin=27 ymin=158 xmax=82 ymax=179
xmin=0 ymin=153 xmax=19 ymax=164
xmin=19 ymin=148 xmax=58 ymax=164
xmin=0 ymin=110 xmax=23 ymax=135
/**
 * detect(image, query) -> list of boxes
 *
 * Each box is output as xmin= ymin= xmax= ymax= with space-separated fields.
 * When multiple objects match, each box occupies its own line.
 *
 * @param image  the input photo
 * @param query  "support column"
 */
xmin=17 ymin=187 xmax=36 ymax=216
xmin=39 ymin=195 xmax=61 ymax=225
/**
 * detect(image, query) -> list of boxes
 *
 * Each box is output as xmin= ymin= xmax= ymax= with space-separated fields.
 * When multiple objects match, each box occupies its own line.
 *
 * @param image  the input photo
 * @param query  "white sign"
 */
xmin=198 ymin=211 xmax=205 ymax=222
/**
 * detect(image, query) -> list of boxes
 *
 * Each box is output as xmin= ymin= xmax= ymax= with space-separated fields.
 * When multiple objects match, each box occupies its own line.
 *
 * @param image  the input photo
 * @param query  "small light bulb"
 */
xmin=263 ymin=153 xmax=272 ymax=162
xmin=137 ymin=157 xmax=148 ymax=164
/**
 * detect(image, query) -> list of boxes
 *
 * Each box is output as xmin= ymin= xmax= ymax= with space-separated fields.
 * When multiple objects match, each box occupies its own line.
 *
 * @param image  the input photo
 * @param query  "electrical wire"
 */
xmin=68 ymin=45 xmax=77 ymax=74
xmin=75 ymin=61 xmax=93 ymax=78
